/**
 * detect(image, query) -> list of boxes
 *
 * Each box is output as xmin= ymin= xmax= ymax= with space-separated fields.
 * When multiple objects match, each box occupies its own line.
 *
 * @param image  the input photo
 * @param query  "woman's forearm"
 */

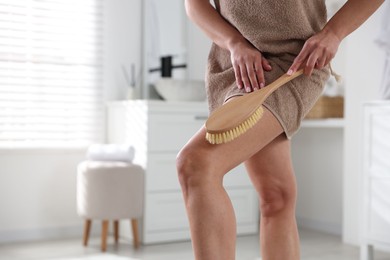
xmin=324 ymin=0 xmax=384 ymax=41
xmin=184 ymin=0 xmax=245 ymax=50
xmin=288 ymin=0 xmax=384 ymax=75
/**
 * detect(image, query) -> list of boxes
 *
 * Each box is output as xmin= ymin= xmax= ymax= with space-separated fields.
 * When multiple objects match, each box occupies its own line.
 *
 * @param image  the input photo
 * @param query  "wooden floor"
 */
xmin=0 ymin=228 xmax=390 ymax=260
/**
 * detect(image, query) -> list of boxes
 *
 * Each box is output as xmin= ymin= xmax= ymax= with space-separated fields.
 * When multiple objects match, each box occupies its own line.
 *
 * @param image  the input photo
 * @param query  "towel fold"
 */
xmin=86 ymin=144 xmax=135 ymax=163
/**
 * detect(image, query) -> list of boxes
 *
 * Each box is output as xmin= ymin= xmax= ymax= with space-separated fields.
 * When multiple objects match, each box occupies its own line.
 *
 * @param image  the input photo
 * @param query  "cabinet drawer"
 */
xmin=368 ymin=179 xmax=390 ymax=242
xmin=227 ymin=188 xmax=259 ymax=229
xmin=147 ymin=153 xmax=180 ymax=191
xmin=368 ymin=114 xmax=390 ymax=176
xmin=148 ymin=113 xmax=207 ymax=152
xmin=144 ymin=191 xmax=189 ymax=233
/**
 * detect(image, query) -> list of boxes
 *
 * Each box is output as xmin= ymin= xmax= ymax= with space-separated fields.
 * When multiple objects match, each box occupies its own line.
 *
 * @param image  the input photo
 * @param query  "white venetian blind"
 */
xmin=0 ymin=0 xmax=104 ymax=148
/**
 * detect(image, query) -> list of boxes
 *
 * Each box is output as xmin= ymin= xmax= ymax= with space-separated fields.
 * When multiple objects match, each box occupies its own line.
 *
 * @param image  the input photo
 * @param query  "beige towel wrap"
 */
xmin=206 ymin=0 xmax=331 ymax=138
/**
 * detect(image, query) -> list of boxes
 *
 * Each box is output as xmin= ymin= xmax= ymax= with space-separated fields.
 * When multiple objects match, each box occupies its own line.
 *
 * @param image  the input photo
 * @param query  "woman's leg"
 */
xmin=176 ymin=107 xmax=284 ymax=260
xmin=244 ymin=134 xmax=299 ymax=260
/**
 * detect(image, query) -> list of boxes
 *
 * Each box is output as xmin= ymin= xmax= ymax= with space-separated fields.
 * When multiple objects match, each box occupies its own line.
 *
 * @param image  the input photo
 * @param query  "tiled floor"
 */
xmin=0 ymin=228 xmax=390 ymax=260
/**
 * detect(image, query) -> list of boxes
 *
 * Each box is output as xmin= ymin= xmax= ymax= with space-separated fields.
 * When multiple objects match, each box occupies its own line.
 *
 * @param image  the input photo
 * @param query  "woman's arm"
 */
xmin=185 ymin=0 xmax=272 ymax=92
xmin=185 ymin=0 xmax=243 ymax=51
xmin=288 ymin=0 xmax=385 ymax=76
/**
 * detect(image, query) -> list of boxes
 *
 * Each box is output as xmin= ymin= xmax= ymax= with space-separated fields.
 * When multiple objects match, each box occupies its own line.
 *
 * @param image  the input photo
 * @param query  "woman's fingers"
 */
xmin=229 ymin=41 xmax=273 ymax=92
xmin=238 ymin=55 xmax=269 ymax=91
xmin=288 ymin=45 xmax=310 ymax=75
xmin=315 ymin=53 xmax=327 ymax=69
xmin=237 ymin=57 xmax=263 ymax=92
xmin=305 ymin=51 xmax=319 ymax=76
xmin=255 ymin=59 xmax=265 ymax=88
xmin=233 ymin=62 xmax=243 ymax=89
xmin=239 ymin=64 xmax=252 ymax=92
xmin=246 ymin=63 xmax=259 ymax=90
xmin=288 ymin=29 xmax=341 ymax=76
xmin=262 ymin=58 xmax=272 ymax=72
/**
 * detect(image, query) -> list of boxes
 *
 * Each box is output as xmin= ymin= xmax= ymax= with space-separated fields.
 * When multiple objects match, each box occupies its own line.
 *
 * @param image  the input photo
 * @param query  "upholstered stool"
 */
xmin=77 ymin=161 xmax=144 ymax=251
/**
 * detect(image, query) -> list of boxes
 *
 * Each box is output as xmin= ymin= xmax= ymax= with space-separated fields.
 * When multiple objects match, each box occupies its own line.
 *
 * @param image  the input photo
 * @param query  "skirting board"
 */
xmin=0 ymin=225 xmax=99 ymax=244
xmin=297 ymin=216 xmax=342 ymax=236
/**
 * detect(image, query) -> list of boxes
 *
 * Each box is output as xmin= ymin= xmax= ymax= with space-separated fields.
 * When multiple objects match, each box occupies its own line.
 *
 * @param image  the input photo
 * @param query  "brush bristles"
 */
xmin=205 ymin=107 xmax=264 ymax=145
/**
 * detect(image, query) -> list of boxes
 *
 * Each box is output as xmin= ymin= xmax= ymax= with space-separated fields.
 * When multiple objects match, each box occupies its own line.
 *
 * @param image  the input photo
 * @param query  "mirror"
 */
xmin=142 ymin=0 xmax=189 ymax=99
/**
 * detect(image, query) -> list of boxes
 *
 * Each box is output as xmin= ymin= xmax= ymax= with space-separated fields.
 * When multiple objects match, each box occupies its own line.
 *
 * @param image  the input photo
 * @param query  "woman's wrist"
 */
xmin=226 ymin=35 xmax=247 ymax=52
xmin=321 ymin=24 xmax=345 ymax=43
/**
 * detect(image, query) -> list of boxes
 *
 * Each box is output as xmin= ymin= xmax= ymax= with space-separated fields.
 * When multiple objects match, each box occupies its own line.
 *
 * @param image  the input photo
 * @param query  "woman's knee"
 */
xmin=259 ymin=186 xmax=296 ymax=218
xmin=176 ymin=145 xmax=219 ymax=191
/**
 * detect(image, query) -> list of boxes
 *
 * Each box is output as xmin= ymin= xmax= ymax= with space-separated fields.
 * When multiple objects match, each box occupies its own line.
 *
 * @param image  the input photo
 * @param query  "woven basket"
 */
xmin=305 ymin=96 xmax=344 ymax=119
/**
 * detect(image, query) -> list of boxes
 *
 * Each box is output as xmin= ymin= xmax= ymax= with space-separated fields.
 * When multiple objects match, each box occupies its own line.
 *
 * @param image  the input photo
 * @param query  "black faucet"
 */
xmin=149 ymin=56 xmax=187 ymax=78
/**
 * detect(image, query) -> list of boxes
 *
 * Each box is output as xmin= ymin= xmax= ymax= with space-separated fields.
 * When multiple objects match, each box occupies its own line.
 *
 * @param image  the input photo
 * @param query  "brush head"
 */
xmin=205 ymin=106 xmax=264 ymax=144
xmin=205 ymin=89 xmax=269 ymax=145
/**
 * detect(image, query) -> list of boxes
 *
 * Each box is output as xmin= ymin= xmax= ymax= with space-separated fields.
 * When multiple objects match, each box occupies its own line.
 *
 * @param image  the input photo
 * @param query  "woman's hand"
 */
xmin=288 ymin=28 xmax=341 ymax=76
xmin=229 ymin=41 xmax=272 ymax=92
xmin=184 ymin=0 xmax=272 ymax=90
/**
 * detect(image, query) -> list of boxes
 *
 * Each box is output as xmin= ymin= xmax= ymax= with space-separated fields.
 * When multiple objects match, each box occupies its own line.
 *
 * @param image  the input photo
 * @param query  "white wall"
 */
xmin=343 ymin=4 xmax=386 ymax=245
xmin=0 ymin=150 xmax=86 ymax=242
xmin=0 ymin=0 xmax=142 ymax=243
xmin=103 ymin=0 xmax=142 ymax=101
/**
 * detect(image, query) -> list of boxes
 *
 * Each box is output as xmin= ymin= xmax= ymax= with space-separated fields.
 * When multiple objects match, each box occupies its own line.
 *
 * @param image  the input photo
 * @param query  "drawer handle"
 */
xmin=194 ymin=115 xmax=208 ymax=121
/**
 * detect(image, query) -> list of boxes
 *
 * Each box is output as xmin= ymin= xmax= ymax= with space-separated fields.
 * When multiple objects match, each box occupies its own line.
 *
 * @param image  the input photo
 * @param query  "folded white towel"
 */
xmin=376 ymin=1 xmax=390 ymax=51
xmin=86 ymin=144 xmax=135 ymax=163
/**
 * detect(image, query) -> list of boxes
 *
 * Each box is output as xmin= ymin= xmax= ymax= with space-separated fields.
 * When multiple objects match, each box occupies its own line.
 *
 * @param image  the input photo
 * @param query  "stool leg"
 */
xmin=131 ymin=219 xmax=140 ymax=249
xmin=83 ymin=219 xmax=92 ymax=246
xmin=114 ymin=220 xmax=119 ymax=243
xmin=101 ymin=220 xmax=109 ymax=252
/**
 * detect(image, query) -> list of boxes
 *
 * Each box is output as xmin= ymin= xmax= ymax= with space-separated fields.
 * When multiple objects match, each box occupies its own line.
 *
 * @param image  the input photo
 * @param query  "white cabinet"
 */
xmin=107 ymin=100 xmax=259 ymax=244
xmin=361 ymin=101 xmax=390 ymax=260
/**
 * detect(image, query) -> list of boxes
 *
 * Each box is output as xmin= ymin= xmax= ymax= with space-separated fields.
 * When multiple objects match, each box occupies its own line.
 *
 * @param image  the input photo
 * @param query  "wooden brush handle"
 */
xmin=261 ymin=69 xmax=304 ymax=99
xmin=206 ymin=69 xmax=304 ymax=133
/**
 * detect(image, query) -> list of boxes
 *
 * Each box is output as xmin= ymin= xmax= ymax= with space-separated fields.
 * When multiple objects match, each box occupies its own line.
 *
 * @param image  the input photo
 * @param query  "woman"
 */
xmin=176 ymin=0 xmax=384 ymax=259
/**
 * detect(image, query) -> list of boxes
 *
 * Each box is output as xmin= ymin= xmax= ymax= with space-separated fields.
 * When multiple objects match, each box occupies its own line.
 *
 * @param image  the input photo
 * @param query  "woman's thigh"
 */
xmin=177 ymin=105 xmax=284 ymax=179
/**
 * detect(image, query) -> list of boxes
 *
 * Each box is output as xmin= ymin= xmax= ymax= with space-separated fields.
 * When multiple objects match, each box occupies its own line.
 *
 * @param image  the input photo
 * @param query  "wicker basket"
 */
xmin=305 ymin=96 xmax=344 ymax=119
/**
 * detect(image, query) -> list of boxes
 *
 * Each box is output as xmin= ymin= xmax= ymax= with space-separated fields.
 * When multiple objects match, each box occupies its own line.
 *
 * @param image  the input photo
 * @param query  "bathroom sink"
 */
xmin=154 ymin=78 xmax=206 ymax=102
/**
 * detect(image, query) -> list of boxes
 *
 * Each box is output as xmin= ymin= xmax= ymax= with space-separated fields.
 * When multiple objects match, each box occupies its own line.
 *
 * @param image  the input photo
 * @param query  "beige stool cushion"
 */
xmin=77 ymin=161 xmax=144 ymax=220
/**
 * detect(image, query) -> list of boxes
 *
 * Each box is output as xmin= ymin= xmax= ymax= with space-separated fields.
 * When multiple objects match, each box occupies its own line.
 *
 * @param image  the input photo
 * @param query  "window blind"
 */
xmin=0 ymin=0 xmax=104 ymax=148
